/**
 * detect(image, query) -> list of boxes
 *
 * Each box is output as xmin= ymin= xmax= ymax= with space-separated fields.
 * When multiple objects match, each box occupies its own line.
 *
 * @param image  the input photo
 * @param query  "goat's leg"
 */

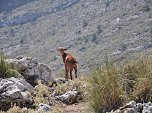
xmin=70 ymin=68 xmax=73 ymax=80
xmin=65 ymin=66 xmax=69 ymax=80
xmin=74 ymin=66 xmax=77 ymax=78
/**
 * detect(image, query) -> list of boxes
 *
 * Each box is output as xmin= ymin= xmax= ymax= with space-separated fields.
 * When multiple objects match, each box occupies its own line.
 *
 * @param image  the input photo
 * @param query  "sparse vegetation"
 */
xmin=141 ymin=5 xmax=151 ymax=12
xmin=96 ymin=25 xmax=102 ymax=35
xmin=78 ymin=33 xmax=98 ymax=44
xmin=87 ymin=57 xmax=152 ymax=112
xmin=53 ymin=55 xmax=57 ymax=61
xmin=34 ymin=81 xmax=50 ymax=105
xmin=54 ymin=78 xmax=86 ymax=96
xmin=105 ymin=0 xmax=111 ymax=7
xmin=87 ymin=62 xmax=124 ymax=113
xmin=119 ymin=43 xmax=127 ymax=52
xmin=83 ymin=20 xmax=88 ymax=27
xmin=0 ymin=52 xmax=21 ymax=78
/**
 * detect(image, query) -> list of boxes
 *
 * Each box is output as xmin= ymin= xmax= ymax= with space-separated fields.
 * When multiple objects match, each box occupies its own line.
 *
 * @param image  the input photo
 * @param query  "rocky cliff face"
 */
xmin=0 ymin=0 xmax=152 ymax=75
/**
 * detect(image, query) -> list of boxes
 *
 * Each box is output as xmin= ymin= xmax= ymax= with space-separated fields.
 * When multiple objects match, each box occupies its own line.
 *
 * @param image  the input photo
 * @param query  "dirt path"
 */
xmin=64 ymin=102 xmax=93 ymax=113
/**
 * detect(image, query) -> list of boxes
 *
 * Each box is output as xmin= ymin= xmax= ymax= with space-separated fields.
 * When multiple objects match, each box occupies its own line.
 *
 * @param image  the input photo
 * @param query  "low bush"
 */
xmin=119 ymin=58 xmax=152 ymax=102
xmin=87 ymin=62 xmax=123 ymax=113
xmin=34 ymin=81 xmax=50 ymax=105
xmin=87 ymin=57 xmax=152 ymax=112
xmin=0 ymin=52 xmax=21 ymax=78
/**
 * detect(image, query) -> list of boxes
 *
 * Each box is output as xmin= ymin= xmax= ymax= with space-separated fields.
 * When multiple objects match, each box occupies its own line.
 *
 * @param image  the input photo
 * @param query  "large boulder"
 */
xmin=0 ymin=77 xmax=35 ymax=111
xmin=6 ymin=56 xmax=55 ymax=86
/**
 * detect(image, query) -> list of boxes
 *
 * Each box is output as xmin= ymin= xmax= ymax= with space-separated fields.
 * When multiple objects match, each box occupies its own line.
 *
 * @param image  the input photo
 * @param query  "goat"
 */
xmin=57 ymin=47 xmax=77 ymax=80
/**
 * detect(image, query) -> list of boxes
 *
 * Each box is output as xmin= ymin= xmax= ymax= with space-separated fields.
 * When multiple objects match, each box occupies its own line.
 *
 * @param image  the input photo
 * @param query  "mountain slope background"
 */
xmin=0 ymin=0 xmax=152 ymax=76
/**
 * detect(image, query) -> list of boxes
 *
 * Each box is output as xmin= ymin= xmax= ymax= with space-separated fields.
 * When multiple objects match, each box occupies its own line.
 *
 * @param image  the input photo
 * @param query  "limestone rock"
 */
xmin=38 ymin=103 xmax=52 ymax=113
xmin=55 ymin=89 xmax=83 ymax=105
xmin=6 ymin=56 xmax=55 ymax=86
xmin=0 ymin=77 xmax=35 ymax=111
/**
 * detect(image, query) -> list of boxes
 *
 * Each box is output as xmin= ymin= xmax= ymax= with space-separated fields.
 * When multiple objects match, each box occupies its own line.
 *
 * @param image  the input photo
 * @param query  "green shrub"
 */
xmin=0 ymin=52 xmax=9 ymax=78
xmin=83 ymin=20 xmax=88 ymax=27
xmin=141 ymin=5 xmax=150 ymax=12
xmin=0 ymin=52 xmax=21 ymax=78
xmin=105 ymin=0 xmax=112 ymax=7
xmin=87 ymin=62 xmax=123 ymax=113
xmin=119 ymin=43 xmax=127 ymax=51
xmin=4 ymin=69 xmax=21 ymax=78
xmin=96 ymin=25 xmax=102 ymax=35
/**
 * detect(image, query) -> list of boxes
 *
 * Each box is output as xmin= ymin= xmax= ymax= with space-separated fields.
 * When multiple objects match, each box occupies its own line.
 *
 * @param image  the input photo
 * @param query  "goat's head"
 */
xmin=57 ymin=47 xmax=67 ymax=55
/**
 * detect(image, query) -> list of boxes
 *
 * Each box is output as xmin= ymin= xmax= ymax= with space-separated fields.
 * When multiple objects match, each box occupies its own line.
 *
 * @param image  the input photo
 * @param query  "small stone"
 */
xmin=38 ymin=103 xmax=52 ymax=113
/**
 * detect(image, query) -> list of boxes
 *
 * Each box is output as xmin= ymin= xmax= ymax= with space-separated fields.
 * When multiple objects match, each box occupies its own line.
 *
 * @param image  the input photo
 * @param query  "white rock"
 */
xmin=38 ymin=103 xmax=52 ymax=113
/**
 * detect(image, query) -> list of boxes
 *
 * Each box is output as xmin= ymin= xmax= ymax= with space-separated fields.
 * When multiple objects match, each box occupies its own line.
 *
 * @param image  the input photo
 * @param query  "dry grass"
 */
xmin=87 ymin=56 xmax=152 ymax=112
xmin=54 ymin=77 xmax=87 ymax=96
xmin=34 ymin=81 xmax=50 ymax=105
xmin=87 ymin=62 xmax=124 ymax=113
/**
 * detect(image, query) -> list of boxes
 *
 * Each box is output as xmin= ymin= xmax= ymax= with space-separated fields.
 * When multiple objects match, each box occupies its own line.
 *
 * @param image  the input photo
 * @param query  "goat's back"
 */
xmin=65 ymin=54 xmax=77 ymax=65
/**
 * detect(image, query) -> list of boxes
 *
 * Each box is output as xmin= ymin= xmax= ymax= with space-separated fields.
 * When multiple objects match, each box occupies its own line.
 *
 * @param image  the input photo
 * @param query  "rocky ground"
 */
xmin=0 ymin=0 xmax=152 ymax=112
xmin=0 ymin=56 xmax=152 ymax=113
xmin=0 ymin=56 xmax=89 ymax=112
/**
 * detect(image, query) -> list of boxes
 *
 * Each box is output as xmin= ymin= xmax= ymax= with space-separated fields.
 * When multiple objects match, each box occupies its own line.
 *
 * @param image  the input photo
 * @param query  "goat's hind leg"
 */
xmin=65 ymin=66 xmax=69 ymax=80
xmin=70 ymin=68 xmax=73 ymax=80
xmin=74 ymin=66 xmax=77 ymax=78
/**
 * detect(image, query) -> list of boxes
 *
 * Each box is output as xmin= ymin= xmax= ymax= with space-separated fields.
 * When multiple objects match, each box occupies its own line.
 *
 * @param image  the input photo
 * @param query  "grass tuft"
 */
xmin=87 ymin=56 xmax=152 ymax=112
xmin=0 ymin=52 xmax=21 ymax=78
xmin=87 ymin=62 xmax=123 ymax=113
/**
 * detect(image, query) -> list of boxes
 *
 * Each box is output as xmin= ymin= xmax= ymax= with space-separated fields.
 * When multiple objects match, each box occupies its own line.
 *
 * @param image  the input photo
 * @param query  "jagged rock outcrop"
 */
xmin=6 ymin=56 xmax=55 ymax=86
xmin=0 ymin=77 xmax=35 ymax=111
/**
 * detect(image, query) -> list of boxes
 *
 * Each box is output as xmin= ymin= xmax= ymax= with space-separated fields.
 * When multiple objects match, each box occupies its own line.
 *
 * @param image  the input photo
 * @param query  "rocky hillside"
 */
xmin=0 ymin=0 xmax=152 ymax=75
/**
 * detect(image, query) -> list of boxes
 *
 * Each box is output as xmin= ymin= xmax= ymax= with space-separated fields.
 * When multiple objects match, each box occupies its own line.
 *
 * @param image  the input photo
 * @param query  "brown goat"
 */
xmin=57 ymin=47 xmax=77 ymax=80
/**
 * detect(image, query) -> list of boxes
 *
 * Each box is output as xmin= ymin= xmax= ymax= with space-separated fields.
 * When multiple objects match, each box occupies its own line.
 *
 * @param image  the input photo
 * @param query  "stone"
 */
xmin=136 ymin=103 xmax=143 ymax=112
xmin=0 ymin=77 xmax=35 ymax=111
xmin=142 ymin=105 xmax=152 ymax=113
xmin=55 ymin=89 xmax=82 ymax=105
xmin=6 ymin=56 xmax=55 ymax=86
xmin=38 ymin=103 xmax=52 ymax=113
